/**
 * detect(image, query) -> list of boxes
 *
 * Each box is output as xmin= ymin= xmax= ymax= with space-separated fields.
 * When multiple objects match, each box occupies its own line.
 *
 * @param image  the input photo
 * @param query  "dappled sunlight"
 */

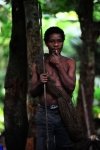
xmin=0 ymin=2 xmax=100 ymax=149
xmin=56 ymin=11 xmax=78 ymax=21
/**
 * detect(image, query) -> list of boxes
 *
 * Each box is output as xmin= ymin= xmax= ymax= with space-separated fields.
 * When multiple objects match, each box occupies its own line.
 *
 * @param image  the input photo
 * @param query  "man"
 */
xmin=29 ymin=26 xmax=76 ymax=150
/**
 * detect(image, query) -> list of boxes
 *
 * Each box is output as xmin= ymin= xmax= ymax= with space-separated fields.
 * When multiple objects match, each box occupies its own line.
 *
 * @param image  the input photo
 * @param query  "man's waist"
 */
xmin=39 ymin=104 xmax=59 ymax=110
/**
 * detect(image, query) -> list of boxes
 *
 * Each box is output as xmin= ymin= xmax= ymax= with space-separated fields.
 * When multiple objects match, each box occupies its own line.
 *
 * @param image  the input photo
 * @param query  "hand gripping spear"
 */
xmin=39 ymin=2 xmax=49 ymax=150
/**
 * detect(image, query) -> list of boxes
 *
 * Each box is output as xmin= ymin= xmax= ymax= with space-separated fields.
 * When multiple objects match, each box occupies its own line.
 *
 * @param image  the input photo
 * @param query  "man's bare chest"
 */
xmin=45 ymin=62 xmax=62 ymax=87
xmin=45 ymin=63 xmax=58 ymax=77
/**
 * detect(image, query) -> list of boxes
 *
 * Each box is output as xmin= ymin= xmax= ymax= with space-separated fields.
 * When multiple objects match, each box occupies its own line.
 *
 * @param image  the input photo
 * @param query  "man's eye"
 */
xmin=49 ymin=40 xmax=62 ymax=43
xmin=49 ymin=40 xmax=54 ymax=43
xmin=49 ymin=40 xmax=55 ymax=43
xmin=58 ymin=40 xmax=62 ymax=42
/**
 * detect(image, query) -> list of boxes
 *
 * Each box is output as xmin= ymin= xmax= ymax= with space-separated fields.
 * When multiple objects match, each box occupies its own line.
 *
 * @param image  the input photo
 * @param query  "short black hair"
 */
xmin=44 ymin=26 xmax=65 ymax=43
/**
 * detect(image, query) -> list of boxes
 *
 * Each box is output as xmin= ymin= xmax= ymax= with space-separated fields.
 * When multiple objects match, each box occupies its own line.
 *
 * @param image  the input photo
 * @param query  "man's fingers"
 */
xmin=40 ymin=73 xmax=48 ymax=83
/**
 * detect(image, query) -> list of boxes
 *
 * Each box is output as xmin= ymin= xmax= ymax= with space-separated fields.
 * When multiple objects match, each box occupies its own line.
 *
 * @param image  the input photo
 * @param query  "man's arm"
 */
xmin=49 ymin=54 xmax=76 ymax=93
xmin=56 ymin=58 xmax=76 ymax=93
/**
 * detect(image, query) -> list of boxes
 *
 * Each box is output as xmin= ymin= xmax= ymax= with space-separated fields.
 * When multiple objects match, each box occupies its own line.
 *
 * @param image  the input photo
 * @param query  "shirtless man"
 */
xmin=29 ymin=26 xmax=76 ymax=150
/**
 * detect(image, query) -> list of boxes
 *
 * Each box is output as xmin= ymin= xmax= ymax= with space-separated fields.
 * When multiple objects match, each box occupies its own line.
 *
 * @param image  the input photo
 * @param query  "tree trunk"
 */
xmin=24 ymin=0 xmax=42 ymax=150
xmin=76 ymin=0 xmax=100 ymax=136
xmin=4 ymin=0 xmax=28 ymax=150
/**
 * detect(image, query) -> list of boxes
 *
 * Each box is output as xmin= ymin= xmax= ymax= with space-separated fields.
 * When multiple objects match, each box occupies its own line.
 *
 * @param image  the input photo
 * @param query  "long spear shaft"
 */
xmin=39 ymin=3 xmax=49 ymax=150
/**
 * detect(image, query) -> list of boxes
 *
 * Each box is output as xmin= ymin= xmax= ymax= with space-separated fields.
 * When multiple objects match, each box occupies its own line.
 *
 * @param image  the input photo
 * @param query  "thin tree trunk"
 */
xmin=24 ymin=0 xmax=42 ymax=149
xmin=4 ymin=0 xmax=28 ymax=150
xmin=77 ymin=0 xmax=100 ymax=136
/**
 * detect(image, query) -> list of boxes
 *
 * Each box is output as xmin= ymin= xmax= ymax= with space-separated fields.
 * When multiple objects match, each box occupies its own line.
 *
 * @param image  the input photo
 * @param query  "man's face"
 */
xmin=45 ymin=33 xmax=63 ymax=54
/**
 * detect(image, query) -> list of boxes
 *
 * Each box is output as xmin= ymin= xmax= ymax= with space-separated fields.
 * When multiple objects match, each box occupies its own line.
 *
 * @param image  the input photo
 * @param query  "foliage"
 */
xmin=39 ymin=0 xmax=100 ymax=22
xmin=0 ymin=107 xmax=4 ymax=133
xmin=93 ymin=106 xmax=100 ymax=118
xmin=0 ymin=4 xmax=11 ymax=69
xmin=0 ymin=70 xmax=5 ymax=104
xmin=0 ymin=3 xmax=11 ymax=103
xmin=39 ymin=0 xmax=78 ymax=14
xmin=93 ymin=0 xmax=100 ymax=21
xmin=0 ymin=3 xmax=11 ymax=133
xmin=94 ymin=86 xmax=100 ymax=101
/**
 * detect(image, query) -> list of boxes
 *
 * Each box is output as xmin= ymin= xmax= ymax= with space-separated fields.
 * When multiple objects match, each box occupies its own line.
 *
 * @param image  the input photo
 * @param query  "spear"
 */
xmin=39 ymin=2 xmax=49 ymax=150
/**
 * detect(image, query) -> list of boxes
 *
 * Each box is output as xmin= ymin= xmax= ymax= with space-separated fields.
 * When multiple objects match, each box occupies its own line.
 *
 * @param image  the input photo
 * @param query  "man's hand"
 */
xmin=49 ymin=50 xmax=61 ymax=66
xmin=40 ymin=73 xmax=49 ymax=83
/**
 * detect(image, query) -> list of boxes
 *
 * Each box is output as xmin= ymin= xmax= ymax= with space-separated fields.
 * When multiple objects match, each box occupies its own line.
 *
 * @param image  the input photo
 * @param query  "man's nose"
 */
xmin=54 ymin=42 xmax=58 ymax=46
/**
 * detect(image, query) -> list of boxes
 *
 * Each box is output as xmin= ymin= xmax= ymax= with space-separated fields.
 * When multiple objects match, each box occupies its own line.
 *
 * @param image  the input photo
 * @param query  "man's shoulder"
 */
xmin=61 ymin=56 xmax=76 ymax=68
xmin=62 ymin=56 xmax=75 ymax=63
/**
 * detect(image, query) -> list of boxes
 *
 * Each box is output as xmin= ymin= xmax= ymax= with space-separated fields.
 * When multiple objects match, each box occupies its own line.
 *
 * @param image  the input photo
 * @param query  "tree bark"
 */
xmin=4 ymin=0 xmax=28 ymax=150
xmin=76 ymin=0 xmax=100 ymax=136
xmin=24 ymin=0 xmax=42 ymax=149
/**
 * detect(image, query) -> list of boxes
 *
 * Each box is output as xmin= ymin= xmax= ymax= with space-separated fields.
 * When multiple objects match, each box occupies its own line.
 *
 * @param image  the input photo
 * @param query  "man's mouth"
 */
xmin=52 ymin=49 xmax=59 ymax=55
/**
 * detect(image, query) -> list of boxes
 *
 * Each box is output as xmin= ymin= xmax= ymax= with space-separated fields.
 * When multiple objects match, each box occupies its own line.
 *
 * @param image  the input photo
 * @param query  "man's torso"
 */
xmin=39 ymin=54 xmax=70 ymax=105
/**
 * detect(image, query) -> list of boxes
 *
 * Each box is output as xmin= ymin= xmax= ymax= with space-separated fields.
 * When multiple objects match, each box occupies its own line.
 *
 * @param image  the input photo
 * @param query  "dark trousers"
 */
xmin=35 ymin=105 xmax=73 ymax=150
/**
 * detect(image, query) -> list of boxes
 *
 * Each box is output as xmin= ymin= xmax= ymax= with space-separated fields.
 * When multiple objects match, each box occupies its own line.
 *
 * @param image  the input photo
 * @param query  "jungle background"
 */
xmin=0 ymin=0 xmax=100 ymax=149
